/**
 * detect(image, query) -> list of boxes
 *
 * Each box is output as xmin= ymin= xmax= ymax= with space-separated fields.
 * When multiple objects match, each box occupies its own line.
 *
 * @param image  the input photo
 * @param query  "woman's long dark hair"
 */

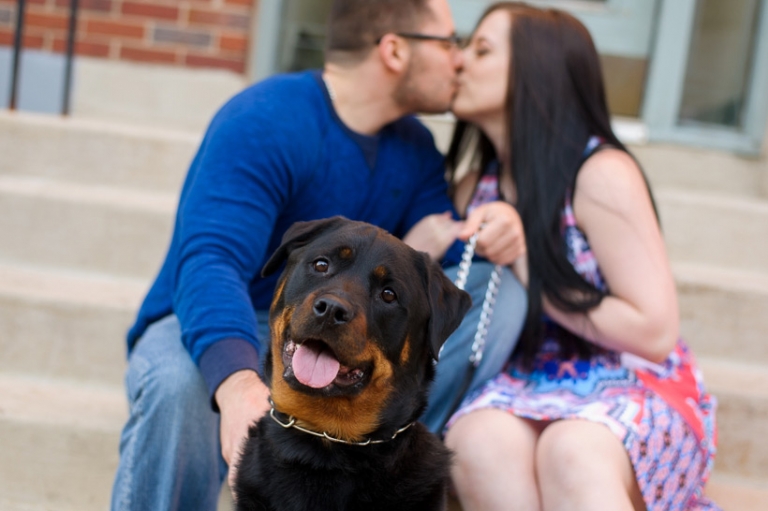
xmin=446 ymin=3 xmax=658 ymax=366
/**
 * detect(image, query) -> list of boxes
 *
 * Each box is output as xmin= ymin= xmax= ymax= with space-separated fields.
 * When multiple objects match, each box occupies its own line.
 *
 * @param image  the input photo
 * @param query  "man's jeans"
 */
xmin=110 ymin=262 xmax=526 ymax=511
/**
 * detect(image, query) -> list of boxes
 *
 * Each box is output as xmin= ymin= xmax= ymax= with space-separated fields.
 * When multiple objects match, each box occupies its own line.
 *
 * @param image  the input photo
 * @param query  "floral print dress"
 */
xmin=449 ymin=140 xmax=720 ymax=511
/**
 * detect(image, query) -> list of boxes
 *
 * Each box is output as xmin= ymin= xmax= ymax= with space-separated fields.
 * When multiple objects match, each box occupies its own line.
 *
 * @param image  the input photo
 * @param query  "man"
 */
xmin=111 ymin=1 xmax=526 ymax=510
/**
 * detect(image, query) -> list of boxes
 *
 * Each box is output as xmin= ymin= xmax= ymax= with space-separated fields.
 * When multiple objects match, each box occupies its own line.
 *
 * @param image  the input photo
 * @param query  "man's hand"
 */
xmin=403 ymin=211 xmax=463 ymax=260
xmin=459 ymin=201 xmax=526 ymax=267
xmin=215 ymin=370 xmax=271 ymax=494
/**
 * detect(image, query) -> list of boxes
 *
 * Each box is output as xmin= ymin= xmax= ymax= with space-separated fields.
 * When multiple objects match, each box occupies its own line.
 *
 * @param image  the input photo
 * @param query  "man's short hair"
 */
xmin=326 ymin=0 xmax=433 ymax=61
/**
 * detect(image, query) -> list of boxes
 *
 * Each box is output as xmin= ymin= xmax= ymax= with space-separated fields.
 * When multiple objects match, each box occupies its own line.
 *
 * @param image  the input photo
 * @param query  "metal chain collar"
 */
xmin=268 ymin=403 xmax=415 ymax=446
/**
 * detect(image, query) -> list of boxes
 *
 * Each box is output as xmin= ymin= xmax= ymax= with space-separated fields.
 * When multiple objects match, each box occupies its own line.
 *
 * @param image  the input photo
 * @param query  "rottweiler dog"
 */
xmin=233 ymin=216 xmax=471 ymax=511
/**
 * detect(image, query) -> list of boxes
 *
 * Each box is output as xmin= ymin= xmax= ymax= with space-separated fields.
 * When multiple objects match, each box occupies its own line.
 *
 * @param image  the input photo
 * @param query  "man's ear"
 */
xmin=377 ymin=33 xmax=411 ymax=74
xmin=261 ymin=216 xmax=349 ymax=277
xmin=422 ymin=253 xmax=472 ymax=361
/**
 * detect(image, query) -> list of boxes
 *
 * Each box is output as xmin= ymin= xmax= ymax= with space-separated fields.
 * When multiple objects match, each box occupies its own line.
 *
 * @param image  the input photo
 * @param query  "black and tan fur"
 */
xmin=233 ymin=217 xmax=471 ymax=511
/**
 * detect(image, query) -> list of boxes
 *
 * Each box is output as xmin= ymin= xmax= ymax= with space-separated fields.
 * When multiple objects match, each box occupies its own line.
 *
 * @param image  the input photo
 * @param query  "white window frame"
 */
xmin=642 ymin=0 xmax=768 ymax=155
xmin=250 ymin=0 xmax=285 ymax=81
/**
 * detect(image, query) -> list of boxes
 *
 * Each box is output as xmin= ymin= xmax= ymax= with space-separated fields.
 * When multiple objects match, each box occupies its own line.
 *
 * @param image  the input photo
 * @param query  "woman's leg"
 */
xmin=536 ymin=420 xmax=646 ymax=511
xmin=446 ymin=409 xmax=542 ymax=511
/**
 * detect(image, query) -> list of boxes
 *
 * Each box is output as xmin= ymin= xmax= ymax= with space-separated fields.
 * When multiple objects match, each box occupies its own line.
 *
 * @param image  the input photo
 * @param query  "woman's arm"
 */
xmin=543 ymin=149 xmax=679 ymax=363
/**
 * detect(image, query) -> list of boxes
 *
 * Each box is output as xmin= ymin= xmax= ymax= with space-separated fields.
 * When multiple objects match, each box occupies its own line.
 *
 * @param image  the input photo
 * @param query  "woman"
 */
xmin=443 ymin=4 xmax=719 ymax=511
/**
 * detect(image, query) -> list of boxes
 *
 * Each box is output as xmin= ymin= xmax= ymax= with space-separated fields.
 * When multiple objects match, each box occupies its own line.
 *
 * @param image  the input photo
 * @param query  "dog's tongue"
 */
xmin=293 ymin=342 xmax=341 ymax=388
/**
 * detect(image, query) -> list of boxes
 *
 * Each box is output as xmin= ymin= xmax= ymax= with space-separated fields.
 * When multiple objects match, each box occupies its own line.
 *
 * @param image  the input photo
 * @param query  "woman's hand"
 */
xmin=403 ymin=211 xmax=464 ymax=260
xmin=459 ymin=201 xmax=526 ymax=267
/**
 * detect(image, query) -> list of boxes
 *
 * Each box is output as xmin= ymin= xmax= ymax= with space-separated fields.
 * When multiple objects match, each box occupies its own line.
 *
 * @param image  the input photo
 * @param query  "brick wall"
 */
xmin=0 ymin=0 xmax=256 ymax=74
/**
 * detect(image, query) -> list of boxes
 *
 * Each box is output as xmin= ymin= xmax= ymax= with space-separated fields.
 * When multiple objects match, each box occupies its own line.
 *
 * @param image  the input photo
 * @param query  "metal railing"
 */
xmin=8 ymin=0 xmax=80 ymax=115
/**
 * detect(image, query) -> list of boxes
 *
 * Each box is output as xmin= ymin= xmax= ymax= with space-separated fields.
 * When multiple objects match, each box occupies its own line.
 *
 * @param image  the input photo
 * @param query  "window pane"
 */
xmin=679 ymin=0 xmax=762 ymax=129
xmin=276 ymin=0 xmax=333 ymax=73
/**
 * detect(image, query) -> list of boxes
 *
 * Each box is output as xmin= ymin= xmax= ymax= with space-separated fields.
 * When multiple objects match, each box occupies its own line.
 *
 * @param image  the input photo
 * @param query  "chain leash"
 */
xmin=454 ymin=232 xmax=502 ymax=368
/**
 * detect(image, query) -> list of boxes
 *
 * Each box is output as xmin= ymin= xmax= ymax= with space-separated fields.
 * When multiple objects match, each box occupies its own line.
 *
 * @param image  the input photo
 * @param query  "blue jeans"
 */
xmin=421 ymin=262 xmax=527 ymax=433
xmin=110 ymin=263 xmax=526 ymax=511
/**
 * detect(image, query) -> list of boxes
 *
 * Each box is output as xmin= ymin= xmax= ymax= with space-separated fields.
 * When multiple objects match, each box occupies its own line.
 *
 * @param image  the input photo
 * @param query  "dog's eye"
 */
xmin=381 ymin=288 xmax=397 ymax=303
xmin=312 ymin=258 xmax=329 ymax=273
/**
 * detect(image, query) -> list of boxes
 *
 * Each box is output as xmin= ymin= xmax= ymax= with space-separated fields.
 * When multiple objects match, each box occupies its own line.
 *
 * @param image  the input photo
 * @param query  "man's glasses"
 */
xmin=376 ymin=32 xmax=465 ymax=49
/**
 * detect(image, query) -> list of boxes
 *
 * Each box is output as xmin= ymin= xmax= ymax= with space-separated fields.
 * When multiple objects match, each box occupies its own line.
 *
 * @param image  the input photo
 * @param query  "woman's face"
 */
xmin=451 ymin=9 xmax=512 ymax=124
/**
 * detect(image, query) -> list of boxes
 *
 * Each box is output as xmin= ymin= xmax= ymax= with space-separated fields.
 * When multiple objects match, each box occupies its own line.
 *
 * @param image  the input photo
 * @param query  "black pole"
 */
xmin=62 ymin=0 xmax=79 ymax=116
xmin=9 ymin=0 xmax=26 ymax=110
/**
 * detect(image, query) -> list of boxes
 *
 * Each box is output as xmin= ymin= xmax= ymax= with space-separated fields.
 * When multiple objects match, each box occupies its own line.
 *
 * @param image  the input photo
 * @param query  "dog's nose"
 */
xmin=313 ymin=296 xmax=353 ymax=325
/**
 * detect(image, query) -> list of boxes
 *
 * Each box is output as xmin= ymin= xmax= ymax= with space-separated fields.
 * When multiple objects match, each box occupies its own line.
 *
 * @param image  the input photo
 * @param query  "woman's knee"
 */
xmin=447 ymin=409 xmax=538 ymax=474
xmin=447 ymin=410 xmax=542 ymax=510
xmin=536 ymin=420 xmax=635 ymax=496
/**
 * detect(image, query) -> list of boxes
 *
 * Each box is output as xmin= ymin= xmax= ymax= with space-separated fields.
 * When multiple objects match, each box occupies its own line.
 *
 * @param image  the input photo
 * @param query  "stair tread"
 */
xmin=673 ymin=261 xmax=768 ymax=295
xmin=706 ymin=473 xmax=768 ymax=509
xmin=0 ymin=174 xmax=177 ymax=213
xmin=0 ymin=373 xmax=126 ymax=432
xmin=698 ymin=356 xmax=768 ymax=400
xmin=0 ymin=109 xmax=202 ymax=143
xmin=0 ymin=498 xmax=76 ymax=511
xmin=656 ymin=187 xmax=768 ymax=212
xmin=0 ymin=261 xmax=147 ymax=310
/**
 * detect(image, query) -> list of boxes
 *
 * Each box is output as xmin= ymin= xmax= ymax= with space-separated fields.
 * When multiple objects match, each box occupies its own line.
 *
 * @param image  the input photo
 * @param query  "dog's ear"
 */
xmin=423 ymin=254 xmax=472 ymax=361
xmin=261 ymin=216 xmax=350 ymax=277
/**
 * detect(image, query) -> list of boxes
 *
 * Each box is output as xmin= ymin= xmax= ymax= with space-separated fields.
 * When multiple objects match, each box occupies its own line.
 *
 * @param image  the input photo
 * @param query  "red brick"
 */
xmin=224 ymin=0 xmax=254 ymax=6
xmin=55 ymin=0 xmax=113 ymax=13
xmin=219 ymin=33 xmax=247 ymax=52
xmin=185 ymin=53 xmax=245 ymax=73
xmin=121 ymin=45 xmax=177 ymax=64
xmin=122 ymin=2 xmax=179 ymax=21
xmin=26 ymin=11 xmax=69 ymax=30
xmin=0 ymin=30 xmax=45 ymax=48
xmin=52 ymin=36 xmax=109 ymax=57
xmin=86 ymin=19 xmax=144 ymax=38
xmin=188 ymin=8 xmax=249 ymax=30
xmin=23 ymin=32 xmax=46 ymax=48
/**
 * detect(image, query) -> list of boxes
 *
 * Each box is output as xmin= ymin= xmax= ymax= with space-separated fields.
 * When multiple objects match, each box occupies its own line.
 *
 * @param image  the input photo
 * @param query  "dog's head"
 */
xmin=261 ymin=216 xmax=471 ymax=442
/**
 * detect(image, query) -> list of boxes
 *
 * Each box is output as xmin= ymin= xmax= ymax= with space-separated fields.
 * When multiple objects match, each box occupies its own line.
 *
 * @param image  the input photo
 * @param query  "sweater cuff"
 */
xmin=199 ymin=338 xmax=260 ymax=412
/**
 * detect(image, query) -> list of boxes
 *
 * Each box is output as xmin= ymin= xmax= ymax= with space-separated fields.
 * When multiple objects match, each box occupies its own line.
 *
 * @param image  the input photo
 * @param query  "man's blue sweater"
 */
xmin=127 ymin=70 xmax=462 ymax=401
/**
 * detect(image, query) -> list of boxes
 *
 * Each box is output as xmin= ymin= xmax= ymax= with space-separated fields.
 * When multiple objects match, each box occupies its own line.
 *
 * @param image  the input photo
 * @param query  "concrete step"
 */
xmin=675 ymin=262 xmax=768 ymax=365
xmin=0 ymin=262 xmax=146 ymax=385
xmin=2 ymin=173 xmax=767 ymax=285
xmin=705 ymin=474 xmax=768 ymax=511
xmin=447 ymin=473 xmax=768 ymax=511
xmin=657 ymin=188 xmax=768 ymax=274
xmin=0 ymin=372 xmax=237 ymax=511
xmin=0 ymin=374 xmax=125 ymax=511
xmin=633 ymin=142 xmax=766 ymax=199
xmin=0 ymin=174 xmax=175 ymax=279
xmin=0 ymin=110 xmax=196 ymax=192
xmin=699 ymin=357 xmax=768 ymax=481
